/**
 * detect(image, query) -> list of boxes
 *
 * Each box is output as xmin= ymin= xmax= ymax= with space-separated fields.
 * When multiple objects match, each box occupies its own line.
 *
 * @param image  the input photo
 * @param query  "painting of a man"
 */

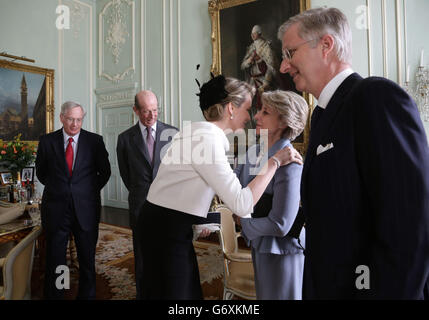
xmin=218 ymin=0 xmax=302 ymax=130
xmin=241 ymin=25 xmax=278 ymax=110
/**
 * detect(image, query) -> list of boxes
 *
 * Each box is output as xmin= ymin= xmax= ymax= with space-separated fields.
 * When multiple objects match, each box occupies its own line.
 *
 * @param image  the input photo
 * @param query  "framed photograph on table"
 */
xmin=21 ymin=167 xmax=34 ymax=183
xmin=0 ymin=172 xmax=12 ymax=185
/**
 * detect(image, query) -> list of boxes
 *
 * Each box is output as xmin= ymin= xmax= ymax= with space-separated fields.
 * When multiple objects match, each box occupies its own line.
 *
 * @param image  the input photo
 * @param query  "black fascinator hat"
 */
xmin=196 ymin=73 xmax=228 ymax=112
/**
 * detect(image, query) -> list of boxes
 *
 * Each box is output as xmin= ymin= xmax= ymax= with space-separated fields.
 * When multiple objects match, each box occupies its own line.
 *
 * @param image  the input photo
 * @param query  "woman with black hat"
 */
xmin=137 ymin=75 xmax=303 ymax=299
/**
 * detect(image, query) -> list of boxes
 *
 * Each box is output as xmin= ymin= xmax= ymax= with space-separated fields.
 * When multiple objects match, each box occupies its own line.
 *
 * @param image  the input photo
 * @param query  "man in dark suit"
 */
xmin=278 ymin=7 xmax=429 ymax=299
xmin=116 ymin=90 xmax=178 ymax=299
xmin=36 ymin=101 xmax=111 ymax=299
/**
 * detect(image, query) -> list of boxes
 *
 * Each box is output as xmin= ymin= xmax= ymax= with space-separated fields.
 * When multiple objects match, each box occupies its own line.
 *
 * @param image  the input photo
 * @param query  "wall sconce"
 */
xmin=404 ymin=60 xmax=429 ymax=122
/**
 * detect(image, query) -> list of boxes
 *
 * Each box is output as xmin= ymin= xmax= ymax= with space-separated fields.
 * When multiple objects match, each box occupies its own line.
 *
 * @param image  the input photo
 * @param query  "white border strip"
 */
xmin=403 ymin=0 xmax=408 ymax=79
xmin=381 ymin=0 xmax=388 ymax=78
xmin=58 ymin=0 xmax=63 ymax=117
xmin=395 ymin=0 xmax=402 ymax=84
xmin=366 ymin=0 xmax=372 ymax=76
xmin=178 ymin=0 xmax=182 ymax=129
xmin=141 ymin=0 xmax=146 ymax=90
xmin=74 ymin=0 xmax=94 ymax=131
xmin=162 ymin=0 xmax=167 ymax=123
xmin=170 ymin=0 xmax=174 ymax=127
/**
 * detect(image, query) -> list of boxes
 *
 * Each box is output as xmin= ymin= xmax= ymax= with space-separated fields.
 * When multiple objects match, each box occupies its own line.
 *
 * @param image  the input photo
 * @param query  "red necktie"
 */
xmin=65 ymin=137 xmax=74 ymax=176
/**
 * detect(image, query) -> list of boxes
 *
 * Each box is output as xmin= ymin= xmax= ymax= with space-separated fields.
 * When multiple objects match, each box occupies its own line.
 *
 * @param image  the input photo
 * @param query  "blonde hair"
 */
xmin=261 ymin=90 xmax=308 ymax=141
xmin=203 ymin=78 xmax=255 ymax=121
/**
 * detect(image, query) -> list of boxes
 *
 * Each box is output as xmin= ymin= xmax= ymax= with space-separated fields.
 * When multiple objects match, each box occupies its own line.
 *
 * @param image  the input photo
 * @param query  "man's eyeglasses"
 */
xmin=64 ymin=117 xmax=83 ymax=124
xmin=282 ymin=38 xmax=320 ymax=61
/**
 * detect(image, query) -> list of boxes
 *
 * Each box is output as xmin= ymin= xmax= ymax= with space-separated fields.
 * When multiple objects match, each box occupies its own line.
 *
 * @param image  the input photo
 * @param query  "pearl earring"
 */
xmin=230 ymin=115 xmax=234 ymax=120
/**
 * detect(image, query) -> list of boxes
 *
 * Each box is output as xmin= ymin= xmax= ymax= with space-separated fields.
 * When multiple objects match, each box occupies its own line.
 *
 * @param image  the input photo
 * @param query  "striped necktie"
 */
xmin=146 ymin=126 xmax=154 ymax=164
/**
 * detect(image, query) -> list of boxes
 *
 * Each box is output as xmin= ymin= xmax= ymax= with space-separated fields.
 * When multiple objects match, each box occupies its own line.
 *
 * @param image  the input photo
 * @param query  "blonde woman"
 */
xmin=234 ymin=90 xmax=309 ymax=300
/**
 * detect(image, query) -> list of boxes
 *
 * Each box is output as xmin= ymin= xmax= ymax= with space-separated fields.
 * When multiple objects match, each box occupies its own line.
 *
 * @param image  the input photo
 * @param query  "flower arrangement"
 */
xmin=0 ymin=134 xmax=36 ymax=181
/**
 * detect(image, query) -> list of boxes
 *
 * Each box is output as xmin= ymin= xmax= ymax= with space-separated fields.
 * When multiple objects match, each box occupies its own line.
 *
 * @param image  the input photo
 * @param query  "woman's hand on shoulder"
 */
xmin=273 ymin=146 xmax=303 ymax=166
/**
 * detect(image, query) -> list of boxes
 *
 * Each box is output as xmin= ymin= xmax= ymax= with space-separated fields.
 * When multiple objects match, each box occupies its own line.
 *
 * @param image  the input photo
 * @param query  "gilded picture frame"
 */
xmin=208 ymin=0 xmax=313 ymax=155
xmin=0 ymin=59 xmax=55 ymax=144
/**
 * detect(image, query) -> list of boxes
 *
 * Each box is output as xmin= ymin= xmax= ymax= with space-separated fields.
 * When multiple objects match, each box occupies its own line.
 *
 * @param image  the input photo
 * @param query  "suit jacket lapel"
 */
xmin=53 ymin=129 xmax=70 ymax=178
xmin=131 ymin=123 xmax=152 ymax=167
xmin=73 ymin=129 xmax=87 ymax=175
xmin=302 ymin=73 xmax=363 ymax=199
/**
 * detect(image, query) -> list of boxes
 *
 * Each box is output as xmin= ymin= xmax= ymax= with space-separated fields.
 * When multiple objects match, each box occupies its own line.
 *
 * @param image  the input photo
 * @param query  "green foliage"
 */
xmin=0 ymin=134 xmax=36 ymax=178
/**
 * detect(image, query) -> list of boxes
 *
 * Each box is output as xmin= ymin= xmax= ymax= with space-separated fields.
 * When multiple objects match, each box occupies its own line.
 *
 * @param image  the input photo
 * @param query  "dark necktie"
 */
xmin=146 ymin=126 xmax=154 ymax=163
xmin=310 ymin=106 xmax=324 ymax=132
xmin=65 ymin=137 xmax=74 ymax=176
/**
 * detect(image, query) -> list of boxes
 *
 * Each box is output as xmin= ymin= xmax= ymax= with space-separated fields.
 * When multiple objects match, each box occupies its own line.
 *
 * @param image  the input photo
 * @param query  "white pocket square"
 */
xmin=316 ymin=143 xmax=334 ymax=156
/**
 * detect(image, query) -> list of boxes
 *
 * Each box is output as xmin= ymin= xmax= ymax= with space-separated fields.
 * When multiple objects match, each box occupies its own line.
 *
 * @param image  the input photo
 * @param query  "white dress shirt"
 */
xmin=138 ymin=120 xmax=157 ymax=144
xmin=62 ymin=128 xmax=80 ymax=169
xmin=147 ymin=121 xmax=254 ymax=218
xmin=317 ymin=68 xmax=354 ymax=109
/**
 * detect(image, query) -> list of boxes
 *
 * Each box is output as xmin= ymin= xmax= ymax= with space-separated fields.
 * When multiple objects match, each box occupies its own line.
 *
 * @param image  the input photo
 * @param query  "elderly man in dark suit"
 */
xmin=278 ymin=7 xmax=429 ymax=299
xmin=36 ymin=101 xmax=111 ymax=299
xmin=116 ymin=90 xmax=178 ymax=299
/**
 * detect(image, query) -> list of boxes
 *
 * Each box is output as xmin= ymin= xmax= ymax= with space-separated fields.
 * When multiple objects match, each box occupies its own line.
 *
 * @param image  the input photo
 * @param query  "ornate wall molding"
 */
xmin=95 ymin=82 xmax=138 ymax=108
xmin=99 ymin=0 xmax=135 ymax=82
xmin=70 ymin=1 xmax=86 ymax=39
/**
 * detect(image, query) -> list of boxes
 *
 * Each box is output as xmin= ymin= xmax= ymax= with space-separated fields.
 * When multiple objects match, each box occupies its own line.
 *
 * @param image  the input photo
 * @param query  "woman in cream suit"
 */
xmin=136 ymin=76 xmax=303 ymax=300
xmin=234 ymin=90 xmax=308 ymax=300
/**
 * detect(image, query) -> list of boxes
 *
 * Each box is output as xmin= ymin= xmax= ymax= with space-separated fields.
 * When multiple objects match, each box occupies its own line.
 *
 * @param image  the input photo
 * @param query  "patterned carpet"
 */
xmin=31 ymin=223 xmax=225 ymax=300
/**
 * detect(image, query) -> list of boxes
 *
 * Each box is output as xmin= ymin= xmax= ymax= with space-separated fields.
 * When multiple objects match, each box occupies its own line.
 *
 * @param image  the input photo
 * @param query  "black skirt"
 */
xmin=137 ymin=201 xmax=209 ymax=300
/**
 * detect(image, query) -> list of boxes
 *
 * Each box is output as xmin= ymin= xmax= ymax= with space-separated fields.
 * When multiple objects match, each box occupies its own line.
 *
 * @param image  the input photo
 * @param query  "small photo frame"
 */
xmin=21 ymin=167 xmax=34 ymax=183
xmin=0 ymin=172 xmax=12 ymax=185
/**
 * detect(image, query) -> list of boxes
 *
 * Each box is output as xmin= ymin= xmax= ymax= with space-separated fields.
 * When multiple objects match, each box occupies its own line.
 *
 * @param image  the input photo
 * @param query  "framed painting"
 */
xmin=0 ymin=59 xmax=54 ymax=143
xmin=209 ymin=0 xmax=313 ymax=155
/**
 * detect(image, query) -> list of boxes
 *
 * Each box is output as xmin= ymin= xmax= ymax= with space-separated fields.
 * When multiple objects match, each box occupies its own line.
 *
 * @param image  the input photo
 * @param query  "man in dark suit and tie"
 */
xmin=278 ymin=7 xmax=429 ymax=299
xmin=36 ymin=101 xmax=111 ymax=299
xmin=116 ymin=90 xmax=178 ymax=299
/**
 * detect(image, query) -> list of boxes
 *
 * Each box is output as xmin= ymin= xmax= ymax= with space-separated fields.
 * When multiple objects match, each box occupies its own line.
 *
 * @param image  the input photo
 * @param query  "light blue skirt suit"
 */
xmin=235 ymin=139 xmax=305 ymax=300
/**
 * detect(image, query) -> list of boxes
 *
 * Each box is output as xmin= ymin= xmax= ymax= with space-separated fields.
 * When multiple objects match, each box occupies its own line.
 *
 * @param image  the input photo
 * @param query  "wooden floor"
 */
xmin=100 ymin=206 xmax=130 ymax=228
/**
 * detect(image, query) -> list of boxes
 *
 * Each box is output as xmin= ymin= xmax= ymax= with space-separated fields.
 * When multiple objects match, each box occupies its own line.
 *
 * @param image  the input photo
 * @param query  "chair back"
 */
xmin=1 ymin=226 xmax=42 ymax=300
xmin=217 ymin=205 xmax=239 ymax=256
xmin=214 ymin=204 xmax=256 ymax=300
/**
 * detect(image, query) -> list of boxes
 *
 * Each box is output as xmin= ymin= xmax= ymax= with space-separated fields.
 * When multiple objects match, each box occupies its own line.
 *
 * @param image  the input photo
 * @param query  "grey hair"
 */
xmin=203 ymin=77 xmax=255 ymax=121
xmin=277 ymin=7 xmax=352 ymax=64
xmin=261 ymin=90 xmax=309 ymax=141
xmin=60 ymin=101 xmax=87 ymax=118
